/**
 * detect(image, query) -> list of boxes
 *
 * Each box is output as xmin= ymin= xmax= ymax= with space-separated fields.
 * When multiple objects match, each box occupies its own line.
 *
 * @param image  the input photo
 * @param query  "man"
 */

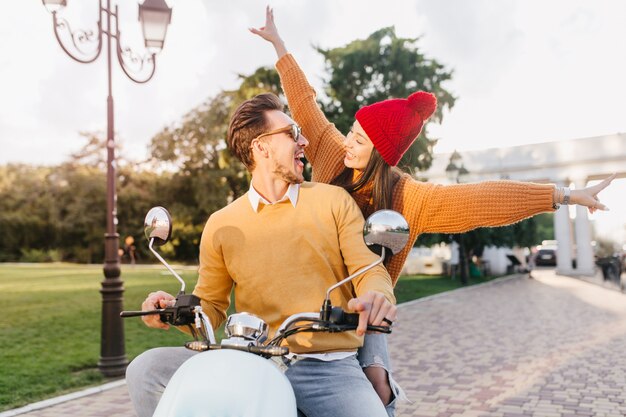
xmin=126 ymin=93 xmax=398 ymax=417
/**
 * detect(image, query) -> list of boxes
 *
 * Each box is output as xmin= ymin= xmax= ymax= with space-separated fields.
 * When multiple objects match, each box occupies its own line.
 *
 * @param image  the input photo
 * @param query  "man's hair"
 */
xmin=227 ymin=93 xmax=284 ymax=170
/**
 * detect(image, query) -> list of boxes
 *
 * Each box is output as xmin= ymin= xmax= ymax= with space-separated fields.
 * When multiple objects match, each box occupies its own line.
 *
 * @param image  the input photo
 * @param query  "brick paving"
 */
xmin=392 ymin=269 xmax=626 ymax=417
xmin=8 ymin=269 xmax=626 ymax=416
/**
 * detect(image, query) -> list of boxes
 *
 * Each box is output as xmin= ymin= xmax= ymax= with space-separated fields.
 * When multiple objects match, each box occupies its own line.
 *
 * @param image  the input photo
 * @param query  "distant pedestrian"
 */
xmin=528 ymin=247 xmax=537 ymax=279
xmin=124 ymin=236 xmax=136 ymax=265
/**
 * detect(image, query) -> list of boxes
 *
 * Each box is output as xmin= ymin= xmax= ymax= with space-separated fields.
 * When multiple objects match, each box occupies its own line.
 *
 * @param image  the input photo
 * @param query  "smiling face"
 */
xmin=260 ymin=110 xmax=308 ymax=184
xmin=344 ymin=120 xmax=375 ymax=170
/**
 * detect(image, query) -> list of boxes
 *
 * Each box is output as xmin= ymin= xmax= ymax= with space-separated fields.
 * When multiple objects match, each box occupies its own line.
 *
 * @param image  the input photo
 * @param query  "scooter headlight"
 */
xmin=224 ymin=312 xmax=268 ymax=343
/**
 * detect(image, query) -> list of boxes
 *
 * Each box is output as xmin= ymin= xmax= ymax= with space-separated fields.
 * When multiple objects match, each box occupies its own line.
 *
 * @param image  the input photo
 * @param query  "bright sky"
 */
xmin=1 ymin=0 xmax=624 ymax=244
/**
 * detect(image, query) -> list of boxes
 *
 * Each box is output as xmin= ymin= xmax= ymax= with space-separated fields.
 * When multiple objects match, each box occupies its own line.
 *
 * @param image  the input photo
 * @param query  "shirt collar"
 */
xmin=247 ymin=181 xmax=300 ymax=212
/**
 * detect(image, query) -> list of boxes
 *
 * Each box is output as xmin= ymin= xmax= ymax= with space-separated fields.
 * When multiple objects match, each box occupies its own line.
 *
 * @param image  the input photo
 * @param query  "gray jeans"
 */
xmin=126 ymin=347 xmax=195 ymax=416
xmin=126 ymin=347 xmax=388 ymax=417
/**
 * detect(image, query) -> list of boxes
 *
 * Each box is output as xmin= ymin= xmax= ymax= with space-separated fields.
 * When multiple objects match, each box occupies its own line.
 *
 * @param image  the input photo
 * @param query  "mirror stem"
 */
xmin=323 ymin=247 xmax=386 ymax=308
xmin=148 ymin=238 xmax=186 ymax=293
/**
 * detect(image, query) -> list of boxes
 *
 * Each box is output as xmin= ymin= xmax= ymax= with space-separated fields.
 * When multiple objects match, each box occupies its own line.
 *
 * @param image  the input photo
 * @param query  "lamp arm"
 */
xmin=51 ymin=11 xmax=103 ymax=64
xmin=116 ymin=44 xmax=157 ymax=84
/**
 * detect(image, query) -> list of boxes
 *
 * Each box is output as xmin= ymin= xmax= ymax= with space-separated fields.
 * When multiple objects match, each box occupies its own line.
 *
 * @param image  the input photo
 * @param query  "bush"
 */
xmin=20 ymin=248 xmax=62 ymax=263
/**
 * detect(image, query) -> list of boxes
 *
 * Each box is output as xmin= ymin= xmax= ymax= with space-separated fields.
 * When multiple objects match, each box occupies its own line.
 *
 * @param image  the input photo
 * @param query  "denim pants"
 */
xmin=357 ymin=333 xmax=404 ymax=417
xmin=126 ymin=347 xmax=388 ymax=417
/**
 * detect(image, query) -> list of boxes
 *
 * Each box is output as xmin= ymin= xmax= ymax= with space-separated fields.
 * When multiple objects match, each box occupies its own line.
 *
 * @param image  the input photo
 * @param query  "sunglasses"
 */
xmin=255 ymin=124 xmax=302 ymax=143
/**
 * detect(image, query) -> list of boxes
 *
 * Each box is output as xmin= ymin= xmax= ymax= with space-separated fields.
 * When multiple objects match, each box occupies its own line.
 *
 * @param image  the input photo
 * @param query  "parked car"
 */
xmin=535 ymin=248 xmax=557 ymax=266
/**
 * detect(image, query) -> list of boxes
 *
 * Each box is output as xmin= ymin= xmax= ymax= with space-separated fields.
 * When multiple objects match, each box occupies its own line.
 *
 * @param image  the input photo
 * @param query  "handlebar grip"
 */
xmin=326 ymin=307 xmax=393 ymax=334
xmin=120 ymin=310 xmax=162 ymax=318
xmin=329 ymin=308 xmax=391 ymax=333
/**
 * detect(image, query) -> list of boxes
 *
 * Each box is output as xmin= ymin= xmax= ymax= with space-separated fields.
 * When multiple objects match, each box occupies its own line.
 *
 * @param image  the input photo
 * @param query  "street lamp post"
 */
xmin=42 ymin=0 xmax=172 ymax=377
xmin=445 ymin=150 xmax=470 ymax=285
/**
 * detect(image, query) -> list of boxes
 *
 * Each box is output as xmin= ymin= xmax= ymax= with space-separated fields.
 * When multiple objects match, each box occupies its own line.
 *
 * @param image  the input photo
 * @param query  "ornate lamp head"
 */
xmin=138 ymin=0 xmax=172 ymax=53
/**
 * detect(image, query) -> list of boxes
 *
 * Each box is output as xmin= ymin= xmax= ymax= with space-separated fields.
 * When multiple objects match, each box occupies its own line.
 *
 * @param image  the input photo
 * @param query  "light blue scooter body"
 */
xmin=153 ymin=349 xmax=297 ymax=417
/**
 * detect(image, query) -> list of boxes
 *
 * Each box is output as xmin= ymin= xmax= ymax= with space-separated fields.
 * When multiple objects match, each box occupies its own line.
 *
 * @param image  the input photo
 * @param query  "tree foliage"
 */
xmin=316 ymin=27 xmax=456 ymax=172
xmin=417 ymin=213 xmax=555 ymax=254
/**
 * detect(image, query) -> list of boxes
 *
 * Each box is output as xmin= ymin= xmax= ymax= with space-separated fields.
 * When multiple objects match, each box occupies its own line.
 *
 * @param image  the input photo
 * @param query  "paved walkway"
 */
xmin=7 ymin=269 xmax=626 ymax=416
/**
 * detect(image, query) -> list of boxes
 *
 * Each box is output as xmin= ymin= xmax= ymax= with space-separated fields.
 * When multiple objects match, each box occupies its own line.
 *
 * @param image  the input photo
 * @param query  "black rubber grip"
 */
xmin=120 ymin=310 xmax=161 ymax=318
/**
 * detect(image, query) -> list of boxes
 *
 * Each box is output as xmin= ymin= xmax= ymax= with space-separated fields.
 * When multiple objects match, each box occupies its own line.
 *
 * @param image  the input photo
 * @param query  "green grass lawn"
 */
xmin=0 ymin=263 xmax=214 ymax=411
xmin=0 ymin=263 xmax=499 ymax=411
xmin=394 ymin=273 xmax=500 ymax=304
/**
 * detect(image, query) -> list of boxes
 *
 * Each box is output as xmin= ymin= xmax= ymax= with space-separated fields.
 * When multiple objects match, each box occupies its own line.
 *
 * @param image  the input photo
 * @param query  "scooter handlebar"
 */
xmin=121 ymin=293 xmax=202 ymax=327
xmin=185 ymin=340 xmax=290 ymax=357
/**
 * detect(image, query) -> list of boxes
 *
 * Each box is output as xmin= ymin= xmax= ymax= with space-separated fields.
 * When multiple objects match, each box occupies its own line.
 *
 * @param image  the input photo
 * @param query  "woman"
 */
xmin=250 ymin=7 xmax=615 ymax=415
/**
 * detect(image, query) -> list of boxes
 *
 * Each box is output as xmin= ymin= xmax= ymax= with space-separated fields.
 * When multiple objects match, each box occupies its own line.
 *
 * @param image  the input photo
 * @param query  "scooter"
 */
xmin=121 ymin=206 xmax=409 ymax=417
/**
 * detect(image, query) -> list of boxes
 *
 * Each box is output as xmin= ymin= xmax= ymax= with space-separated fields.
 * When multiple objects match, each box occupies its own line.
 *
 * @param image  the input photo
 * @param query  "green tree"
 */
xmin=0 ymin=132 xmax=168 ymax=264
xmin=0 ymin=157 xmax=109 ymax=264
xmin=51 ymin=161 xmax=107 ymax=263
xmin=418 ymin=214 xmax=555 ymax=282
xmin=316 ymin=27 xmax=456 ymax=172
xmin=418 ymin=216 xmax=555 ymax=251
xmin=116 ymin=166 xmax=167 ymax=263
xmin=0 ymin=164 xmax=57 ymax=261
xmin=533 ymin=213 xmax=554 ymax=243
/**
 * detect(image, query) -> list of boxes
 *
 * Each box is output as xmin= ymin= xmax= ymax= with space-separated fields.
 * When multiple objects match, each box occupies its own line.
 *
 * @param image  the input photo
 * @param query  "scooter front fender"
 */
xmin=153 ymin=349 xmax=297 ymax=417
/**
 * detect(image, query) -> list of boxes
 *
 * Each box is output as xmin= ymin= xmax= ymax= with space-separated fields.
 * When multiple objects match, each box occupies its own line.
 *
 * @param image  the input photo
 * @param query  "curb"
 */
xmin=0 ymin=379 xmax=126 ymax=417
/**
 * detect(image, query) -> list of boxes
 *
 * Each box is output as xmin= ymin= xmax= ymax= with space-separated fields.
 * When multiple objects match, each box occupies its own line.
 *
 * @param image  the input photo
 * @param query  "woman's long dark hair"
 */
xmin=331 ymin=148 xmax=401 ymax=212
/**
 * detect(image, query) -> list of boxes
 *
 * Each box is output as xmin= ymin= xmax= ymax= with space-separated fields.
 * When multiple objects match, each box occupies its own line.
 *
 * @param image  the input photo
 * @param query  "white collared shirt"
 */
xmin=247 ymin=181 xmax=300 ymax=212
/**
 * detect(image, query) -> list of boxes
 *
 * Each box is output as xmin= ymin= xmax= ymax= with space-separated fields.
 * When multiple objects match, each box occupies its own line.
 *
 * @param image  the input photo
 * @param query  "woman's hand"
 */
xmin=249 ymin=6 xmax=288 ymax=58
xmin=571 ymin=173 xmax=616 ymax=214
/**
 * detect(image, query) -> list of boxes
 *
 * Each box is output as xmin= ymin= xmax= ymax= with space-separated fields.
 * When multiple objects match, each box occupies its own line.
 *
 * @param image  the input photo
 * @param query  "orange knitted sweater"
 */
xmin=276 ymin=54 xmax=556 ymax=285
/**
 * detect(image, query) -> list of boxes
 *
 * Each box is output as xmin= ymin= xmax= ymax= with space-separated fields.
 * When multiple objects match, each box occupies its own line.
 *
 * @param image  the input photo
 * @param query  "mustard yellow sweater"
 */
xmin=276 ymin=54 xmax=556 ymax=284
xmin=194 ymin=182 xmax=394 ymax=354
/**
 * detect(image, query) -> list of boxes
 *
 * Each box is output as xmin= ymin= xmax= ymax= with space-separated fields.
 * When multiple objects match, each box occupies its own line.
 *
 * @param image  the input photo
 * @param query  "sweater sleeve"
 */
xmin=276 ymin=54 xmax=346 ymax=184
xmin=379 ymin=177 xmax=556 ymax=285
xmin=333 ymin=188 xmax=395 ymax=304
xmin=402 ymin=178 xmax=556 ymax=235
xmin=192 ymin=216 xmax=234 ymax=330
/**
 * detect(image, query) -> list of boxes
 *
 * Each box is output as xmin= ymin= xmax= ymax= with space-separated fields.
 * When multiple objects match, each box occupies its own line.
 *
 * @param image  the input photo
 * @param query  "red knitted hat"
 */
xmin=355 ymin=91 xmax=437 ymax=166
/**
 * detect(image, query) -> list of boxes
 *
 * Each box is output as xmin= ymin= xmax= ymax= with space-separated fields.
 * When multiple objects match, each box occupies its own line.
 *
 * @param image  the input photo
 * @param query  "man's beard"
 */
xmin=272 ymin=160 xmax=303 ymax=184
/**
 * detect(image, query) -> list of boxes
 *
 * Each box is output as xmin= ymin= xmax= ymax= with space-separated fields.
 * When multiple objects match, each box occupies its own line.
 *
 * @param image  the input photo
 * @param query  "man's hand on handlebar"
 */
xmin=141 ymin=290 xmax=176 ymax=330
xmin=347 ymin=291 xmax=397 ymax=336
